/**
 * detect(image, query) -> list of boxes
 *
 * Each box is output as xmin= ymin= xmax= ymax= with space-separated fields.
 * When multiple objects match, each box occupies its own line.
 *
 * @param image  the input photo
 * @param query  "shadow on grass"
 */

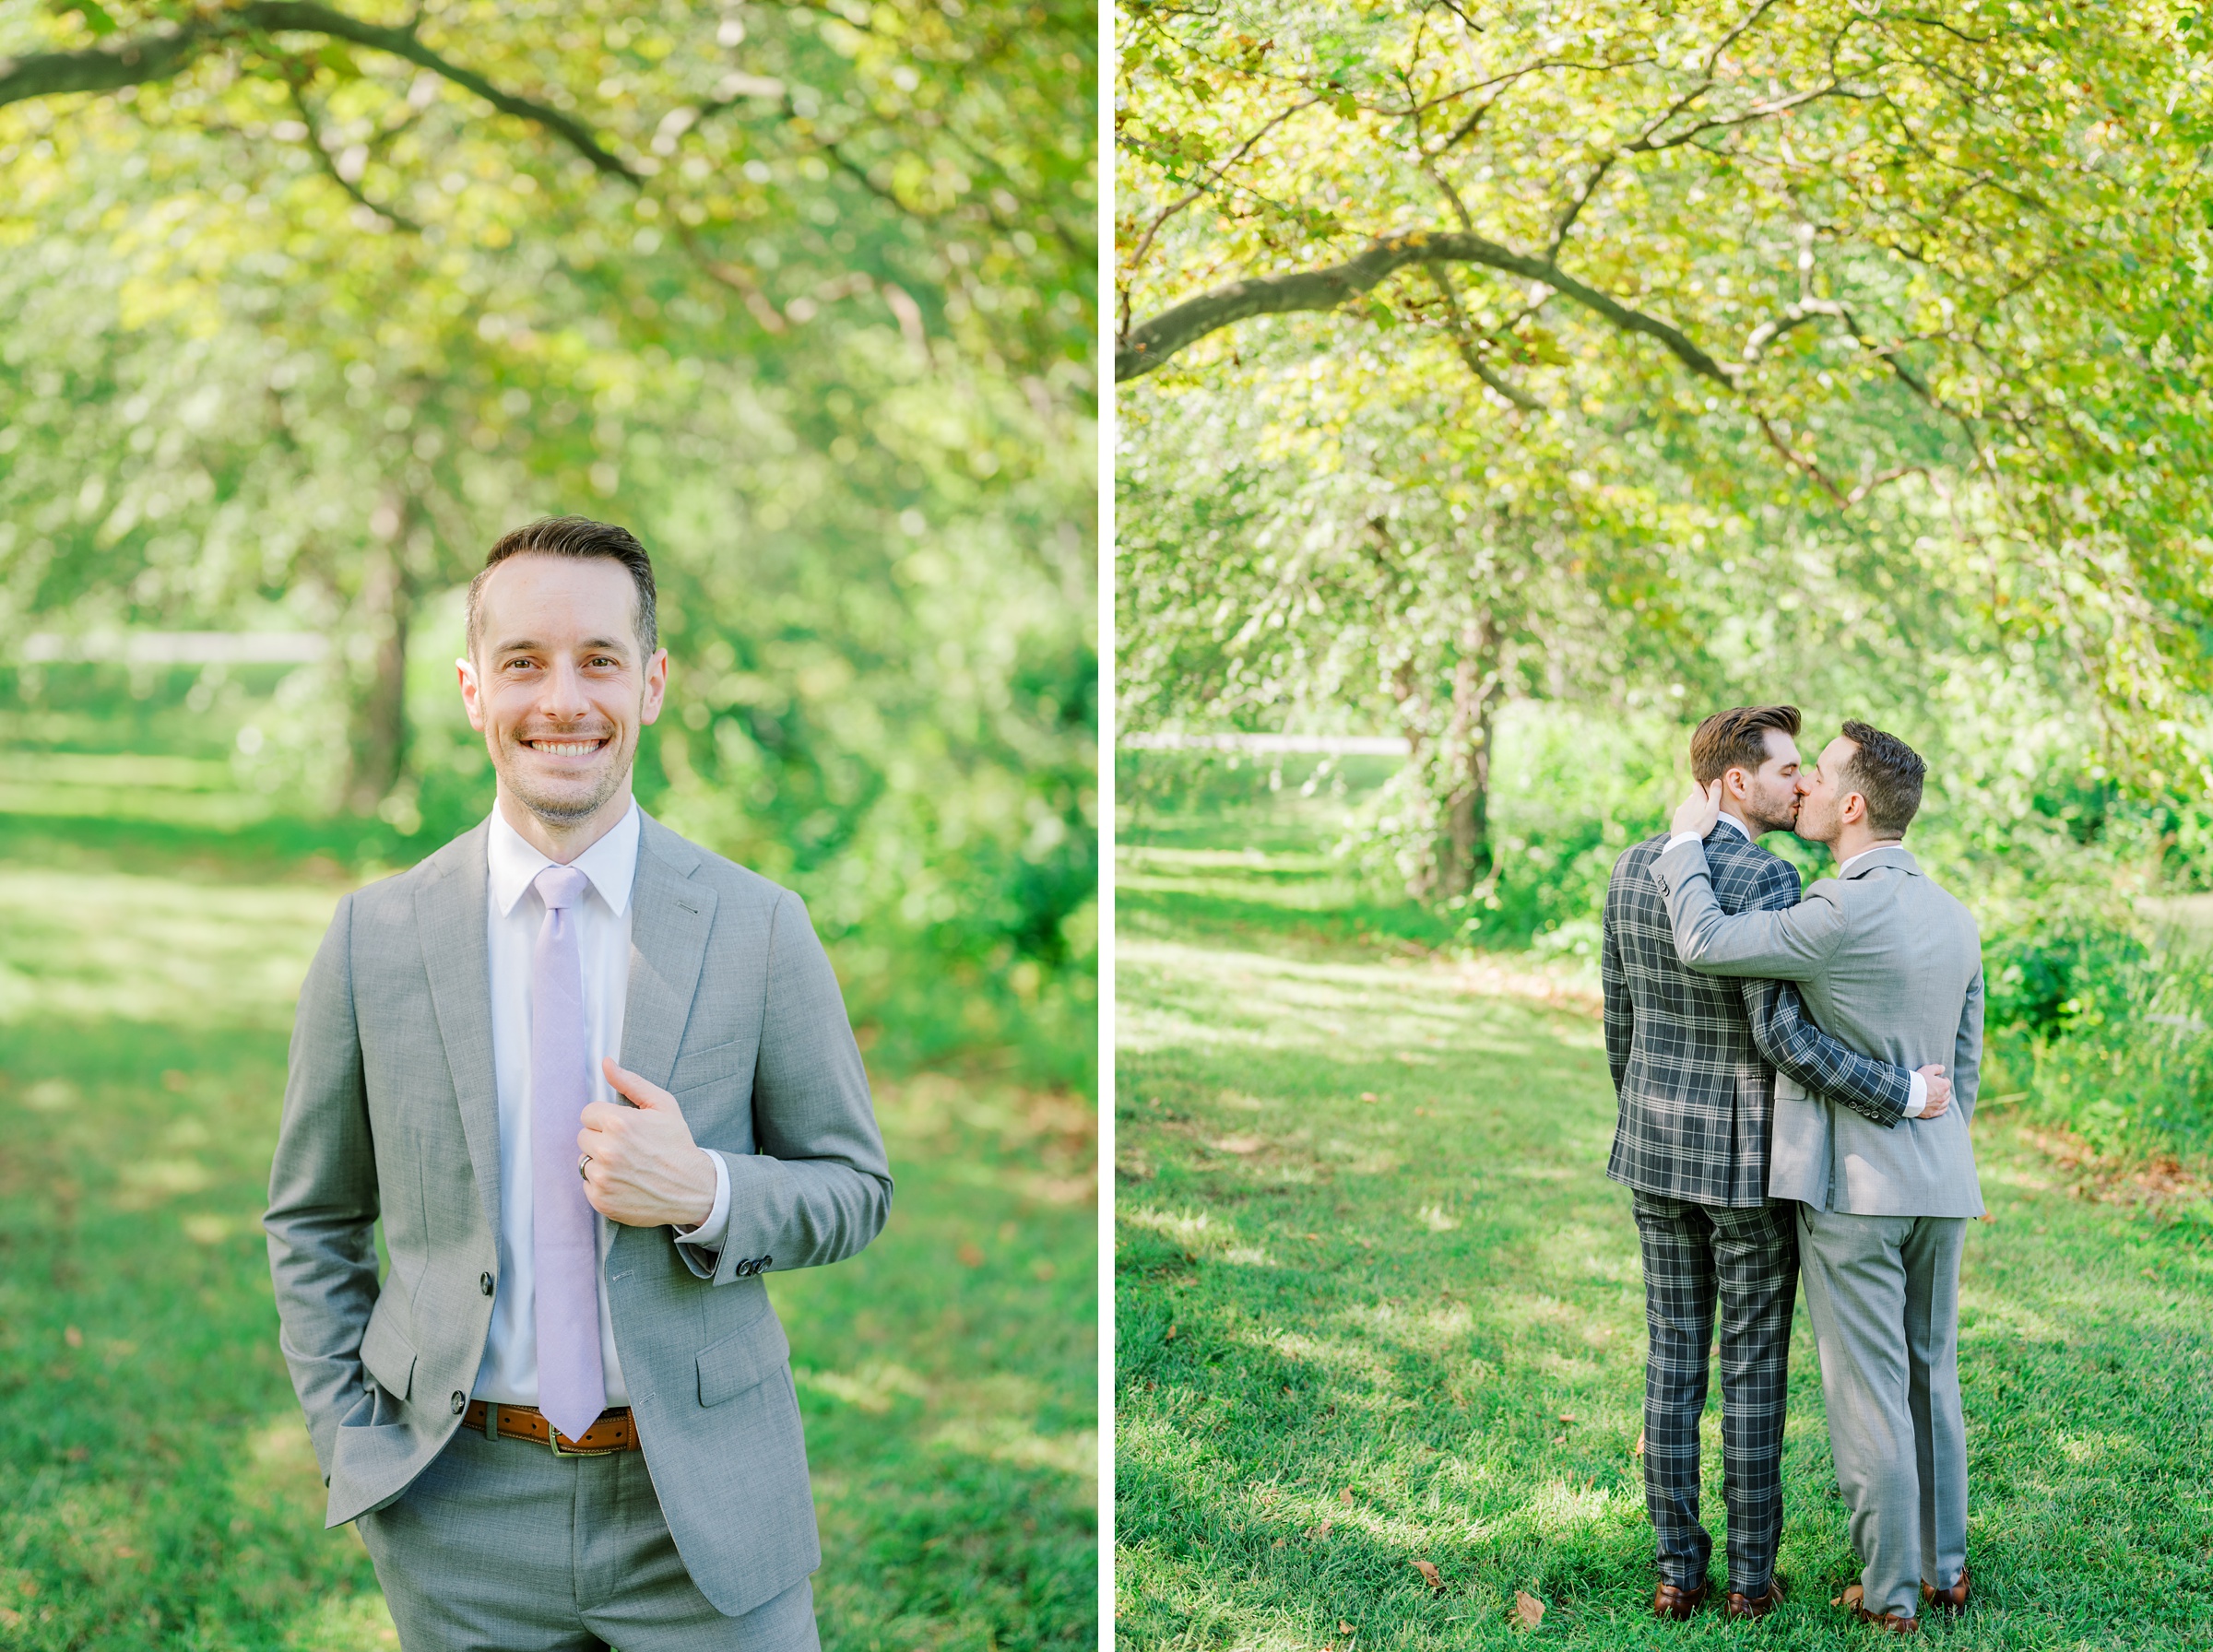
xmin=0 ymin=1013 xmax=1095 ymax=1652
xmin=1115 ymin=907 xmax=2213 ymax=1650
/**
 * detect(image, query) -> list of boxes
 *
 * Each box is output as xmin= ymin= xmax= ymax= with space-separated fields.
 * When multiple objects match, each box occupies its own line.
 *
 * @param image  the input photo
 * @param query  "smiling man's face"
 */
xmin=459 ymin=552 xmax=668 ymax=834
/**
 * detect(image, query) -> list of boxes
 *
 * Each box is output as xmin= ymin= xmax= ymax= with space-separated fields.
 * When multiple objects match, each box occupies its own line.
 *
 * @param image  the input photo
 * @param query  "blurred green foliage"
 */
xmin=0 ymin=0 xmax=1097 ymax=1086
xmin=1123 ymin=703 xmax=2213 ymax=1162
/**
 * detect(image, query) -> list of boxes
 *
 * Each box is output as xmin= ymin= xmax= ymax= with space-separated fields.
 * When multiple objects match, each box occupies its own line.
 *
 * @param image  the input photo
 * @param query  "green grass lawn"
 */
xmin=1113 ymin=846 xmax=2213 ymax=1651
xmin=0 ymin=820 xmax=1096 ymax=1650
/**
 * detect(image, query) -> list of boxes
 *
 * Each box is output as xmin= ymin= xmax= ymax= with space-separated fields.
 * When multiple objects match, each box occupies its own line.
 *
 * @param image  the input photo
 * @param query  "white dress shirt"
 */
xmin=473 ymin=799 xmax=731 ymax=1407
xmin=1662 ymin=812 xmax=1927 ymax=1116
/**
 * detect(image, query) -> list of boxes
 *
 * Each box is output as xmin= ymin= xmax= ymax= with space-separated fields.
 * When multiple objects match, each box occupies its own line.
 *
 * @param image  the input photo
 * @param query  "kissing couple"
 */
xmin=1600 ymin=705 xmax=1983 ymax=1634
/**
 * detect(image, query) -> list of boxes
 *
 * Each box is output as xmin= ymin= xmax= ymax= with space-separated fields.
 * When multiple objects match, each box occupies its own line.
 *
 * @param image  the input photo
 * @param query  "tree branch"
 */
xmin=0 ymin=2 xmax=641 ymax=182
xmin=1424 ymin=263 xmax=1544 ymax=410
xmin=284 ymin=70 xmax=422 ymax=231
xmin=1117 ymin=230 xmax=1736 ymax=386
xmin=0 ymin=18 xmax=218 ymax=104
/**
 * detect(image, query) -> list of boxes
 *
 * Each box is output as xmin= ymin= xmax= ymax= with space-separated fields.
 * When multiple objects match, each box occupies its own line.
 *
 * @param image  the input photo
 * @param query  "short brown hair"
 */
xmin=1836 ymin=719 xmax=1925 ymax=838
xmin=1689 ymin=704 xmax=1801 ymax=785
xmin=466 ymin=516 xmax=658 ymax=657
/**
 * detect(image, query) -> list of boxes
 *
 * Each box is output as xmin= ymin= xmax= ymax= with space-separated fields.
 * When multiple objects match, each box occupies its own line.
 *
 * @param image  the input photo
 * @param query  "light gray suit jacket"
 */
xmin=264 ymin=811 xmax=893 ymax=1618
xmin=1650 ymin=839 xmax=1985 ymax=1218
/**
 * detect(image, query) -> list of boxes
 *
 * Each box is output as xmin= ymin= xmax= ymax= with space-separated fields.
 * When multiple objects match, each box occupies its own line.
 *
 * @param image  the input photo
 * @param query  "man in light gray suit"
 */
xmin=266 ymin=517 xmax=891 ymax=1650
xmin=1649 ymin=721 xmax=1982 ymax=1636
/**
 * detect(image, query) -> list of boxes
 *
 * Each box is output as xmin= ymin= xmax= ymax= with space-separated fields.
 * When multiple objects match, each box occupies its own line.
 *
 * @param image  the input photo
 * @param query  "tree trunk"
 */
xmin=1391 ymin=615 xmax=1501 ymax=902
xmin=347 ymin=533 xmax=413 ymax=816
xmin=1434 ymin=616 xmax=1502 ymax=898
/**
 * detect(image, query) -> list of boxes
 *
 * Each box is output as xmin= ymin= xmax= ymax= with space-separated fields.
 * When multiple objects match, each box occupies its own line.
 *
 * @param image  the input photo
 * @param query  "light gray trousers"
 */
xmin=357 ymin=1427 xmax=820 ymax=1652
xmin=1796 ymin=1205 xmax=1969 ymax=1620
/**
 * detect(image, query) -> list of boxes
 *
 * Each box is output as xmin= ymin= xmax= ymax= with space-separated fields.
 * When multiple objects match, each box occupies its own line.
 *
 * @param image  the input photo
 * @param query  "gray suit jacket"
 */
xmin=265 ymin=811 xmax=893 ymax=1618
xmin=1651 ymin=839 xmax=1985 ymax=1218
xmin=1603 ymin=828 xmax=1915 ymax=1208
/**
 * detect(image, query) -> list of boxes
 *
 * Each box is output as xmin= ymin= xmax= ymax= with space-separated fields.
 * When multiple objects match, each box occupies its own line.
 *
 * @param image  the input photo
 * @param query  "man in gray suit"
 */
xmin=266 ymin=517 xmax=892 ymax=1650
xmin=1652 ymin=720 xmax=1983 ymax=1635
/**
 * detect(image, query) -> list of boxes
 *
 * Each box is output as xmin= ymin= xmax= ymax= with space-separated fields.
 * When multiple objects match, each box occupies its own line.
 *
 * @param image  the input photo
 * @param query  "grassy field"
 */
xmin=0 ymin=813 xmax=1096 ymax=1650
xmin=1112 ymin=806 xmax=2213 ymax=1650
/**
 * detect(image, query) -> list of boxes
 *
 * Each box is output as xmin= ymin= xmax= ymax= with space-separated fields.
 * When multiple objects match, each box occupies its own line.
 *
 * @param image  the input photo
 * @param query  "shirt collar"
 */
xmin=486 ymin=797 xmax=642 ymax=918
xmin=1711 ymin=811 xmax=1752 ymax=841
xmin=1837 ymin=841 xmax=1903 ymax=879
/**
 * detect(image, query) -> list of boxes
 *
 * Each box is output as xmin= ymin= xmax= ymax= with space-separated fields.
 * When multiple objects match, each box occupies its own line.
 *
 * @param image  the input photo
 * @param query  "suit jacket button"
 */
xmin=450 ymin=1390 xmax=467 ymax=1414
xmin=760 ymin=1256 xmax=771 ymax=1270
xmin=480 ymin=1271 xmax=494 ymax=1295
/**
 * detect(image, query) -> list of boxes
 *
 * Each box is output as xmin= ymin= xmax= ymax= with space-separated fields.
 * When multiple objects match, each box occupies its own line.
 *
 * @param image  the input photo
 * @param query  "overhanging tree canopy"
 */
xmin=1117 ymin=0 xmax=2213 ymax=893
xmin=3 ymin=0 xmax=1097 ymax=1044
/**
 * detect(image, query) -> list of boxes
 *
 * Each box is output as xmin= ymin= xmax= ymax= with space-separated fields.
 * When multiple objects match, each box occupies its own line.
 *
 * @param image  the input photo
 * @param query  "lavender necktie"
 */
xmin=531 ymin=863 xmax=606 ymax=1442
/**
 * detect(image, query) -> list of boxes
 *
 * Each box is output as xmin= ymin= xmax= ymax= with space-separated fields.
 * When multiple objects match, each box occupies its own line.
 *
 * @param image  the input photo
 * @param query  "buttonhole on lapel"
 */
xmin=677 ymin=898 xmax=702 ymax=914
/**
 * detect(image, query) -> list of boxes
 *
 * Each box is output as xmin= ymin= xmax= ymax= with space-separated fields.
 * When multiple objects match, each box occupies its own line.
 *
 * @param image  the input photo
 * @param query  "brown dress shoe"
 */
xmin=1652 ymin=1579 xmax=1710 ymax=1620
xmin=1724 ymin=1578 xmax=1785 ymax=1620
xmin=1920 ymin=1564 xmax=1969 ymax=1611
xmin=1850 ymin=1603 xmax=1920 ymax=1634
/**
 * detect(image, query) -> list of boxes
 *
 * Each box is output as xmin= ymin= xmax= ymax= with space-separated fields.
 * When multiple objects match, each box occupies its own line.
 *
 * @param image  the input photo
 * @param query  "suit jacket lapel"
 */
xmin=414 ymin=824 xmax=503 ymax=1239
xmin=621 ymin=813 xmax=716 ymax=1089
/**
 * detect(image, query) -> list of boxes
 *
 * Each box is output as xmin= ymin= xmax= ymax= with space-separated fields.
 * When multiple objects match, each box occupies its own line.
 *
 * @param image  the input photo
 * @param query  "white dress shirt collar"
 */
xmin=487 ymin=797 xmax=642 ymax=919
xmin=1836 ymin=842 xmax=1900 ymax=879
xmin=1710 ymin=810 xmax=1752 ymax=841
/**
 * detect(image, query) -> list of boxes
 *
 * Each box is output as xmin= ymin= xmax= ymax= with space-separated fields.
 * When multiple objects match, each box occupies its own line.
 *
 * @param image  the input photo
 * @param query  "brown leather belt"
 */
xmin=462 ymin=1399 xmax=641 ymax=1456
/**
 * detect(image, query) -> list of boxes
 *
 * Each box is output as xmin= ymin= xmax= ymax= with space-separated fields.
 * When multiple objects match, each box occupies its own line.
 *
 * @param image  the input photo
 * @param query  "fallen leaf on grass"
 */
xmin=1340 ymin=1487 xmax=1355 ymax=1505
xmin=1340 ymin=1622 xmax=1355 ymax=1636
xmin=1513 ymin=1590 xmax=1545 ymax=1629
xmin=957 ymin=1243 xmax=985 ymax=1267
xmin=1314 ymin=1520 xmax=1332 ymax=1540
xmin=1631 ymin=1426 xmax=1646 ymax=1457
xmin=1551 ymin=1434 xmax=1567 ymax=1446
xmin=64 ymin=1327 xmax=82 ymax=1349
xmin=1359 ymin=1092 xmax=1380 ymax=1103
xmin=1414 ymin=1559 xmax=1443 ymax=1590
xmin=1831 ymin=1584 xmax=1864 ymax=1609
xmin=1164 ymin=1323 xmax=1178 ymax=1341
xmin=1272 ymin=1538 xmax=1285 ymax=1549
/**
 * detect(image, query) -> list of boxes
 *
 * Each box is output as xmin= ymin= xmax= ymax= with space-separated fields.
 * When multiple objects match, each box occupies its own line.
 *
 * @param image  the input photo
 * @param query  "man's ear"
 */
xmin=1840 ymin=790 xmax=1866 ymax=826
xmin=457 ymin=655 xmax=487 ymax=734
xmin=1722 ymin=764 xmax=1750 ymax=800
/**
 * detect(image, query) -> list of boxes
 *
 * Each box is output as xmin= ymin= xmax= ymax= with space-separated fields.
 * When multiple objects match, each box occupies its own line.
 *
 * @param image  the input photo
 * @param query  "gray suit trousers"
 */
xmin=1796 ymin=1205 xmax=1969 ymax=1619
xmin=357 ymin=1429 xmax=821 ymax=1652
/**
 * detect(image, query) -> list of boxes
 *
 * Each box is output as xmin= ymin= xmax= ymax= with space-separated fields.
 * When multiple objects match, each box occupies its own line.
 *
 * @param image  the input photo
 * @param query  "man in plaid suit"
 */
xmin=1602 ymin=705 xmax=1952 ymax=1622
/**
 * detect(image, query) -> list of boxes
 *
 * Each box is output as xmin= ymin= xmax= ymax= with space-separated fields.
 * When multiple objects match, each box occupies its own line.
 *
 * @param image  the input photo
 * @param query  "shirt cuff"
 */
xmin=1902 ymin=1071 xmax=1927 ymax=1117
xmin=1665 ymin=831 xmax=1704 ymax=850
xmin=671 ymin=1150 xmax=730 ymax=1250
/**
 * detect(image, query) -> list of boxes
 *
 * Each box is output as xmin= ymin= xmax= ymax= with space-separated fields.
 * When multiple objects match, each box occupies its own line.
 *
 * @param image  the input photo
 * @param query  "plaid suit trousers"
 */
xmin=1632 ymin=1191 xmax=1797 ymax=1596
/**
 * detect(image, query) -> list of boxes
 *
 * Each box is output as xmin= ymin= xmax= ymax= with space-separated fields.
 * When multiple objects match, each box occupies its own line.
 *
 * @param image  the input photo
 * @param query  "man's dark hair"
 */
xmin=465 ymin=516 xmax=658 ymax=657
xmin=1836 ymin=719 xmax=1925 ymax=839
xmin=1689 ymin=704 xmax=1801 ymax=785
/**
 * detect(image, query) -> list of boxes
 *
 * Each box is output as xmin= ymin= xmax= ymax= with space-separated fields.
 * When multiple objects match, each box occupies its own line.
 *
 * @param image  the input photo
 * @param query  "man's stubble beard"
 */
xmin=502 ymin=738 xmax=633 ymax=828
xmin=1743 ymin=788 xmax=1800 ymax=837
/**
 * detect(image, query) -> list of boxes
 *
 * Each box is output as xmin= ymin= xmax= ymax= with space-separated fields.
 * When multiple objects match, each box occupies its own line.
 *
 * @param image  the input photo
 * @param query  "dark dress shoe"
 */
xmin=1920 ymin=1564 xmax=1969 ymax=1611
xmin=1651 ymin=1579 xmax=1710 ymax=1620
xmin=1724 ymin=1578 xmax=1785 ymax=1620
xmin=1850 ymin=1602 xmax=1920 ymax=1634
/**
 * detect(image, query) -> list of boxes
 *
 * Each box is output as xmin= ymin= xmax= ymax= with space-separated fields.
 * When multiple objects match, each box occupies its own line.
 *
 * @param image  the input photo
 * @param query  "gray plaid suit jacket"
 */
xmin=1603 ymin=824 xmax=1913 ymax=1207
xmin=265 ymin=812 xmax=892 ymax=1619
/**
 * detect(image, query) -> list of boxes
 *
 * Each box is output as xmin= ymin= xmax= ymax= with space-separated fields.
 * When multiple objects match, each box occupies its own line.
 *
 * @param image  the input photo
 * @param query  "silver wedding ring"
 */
xmin=577 ymin=1153 xmax=593 ymax=1180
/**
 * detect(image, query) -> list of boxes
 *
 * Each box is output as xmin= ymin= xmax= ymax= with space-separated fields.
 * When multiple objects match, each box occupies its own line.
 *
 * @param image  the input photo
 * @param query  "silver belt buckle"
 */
xmin=550 ymin=1414 xmax=621 ymax=1457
